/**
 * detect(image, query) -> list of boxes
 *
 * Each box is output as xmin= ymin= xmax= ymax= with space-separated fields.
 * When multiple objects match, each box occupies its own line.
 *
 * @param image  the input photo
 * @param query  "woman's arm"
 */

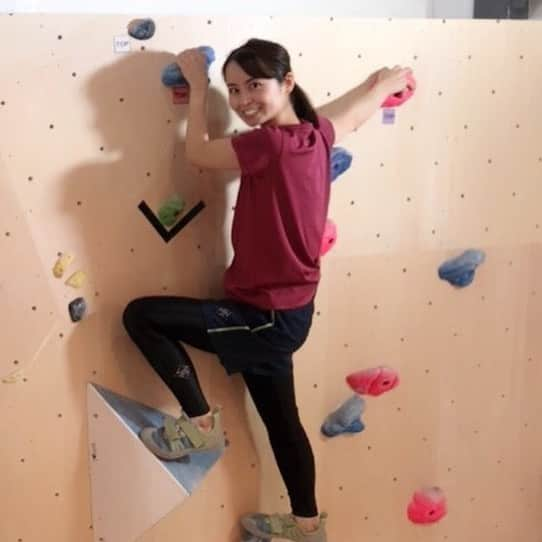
xmin=317 ymin=66 xmax=412 ymax=143
xmin=185 ymin=87 xmax=240 ymax=170
xmin=177 ymin=49 xmax=240 ymax=170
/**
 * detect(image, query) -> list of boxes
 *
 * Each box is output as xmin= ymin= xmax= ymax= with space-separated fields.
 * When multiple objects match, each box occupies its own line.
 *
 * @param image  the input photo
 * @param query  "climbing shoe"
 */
xmin=139 ymin=407 xmax=223 ymax=461
xmin=240 ymin=512 xmax=328 ymax=541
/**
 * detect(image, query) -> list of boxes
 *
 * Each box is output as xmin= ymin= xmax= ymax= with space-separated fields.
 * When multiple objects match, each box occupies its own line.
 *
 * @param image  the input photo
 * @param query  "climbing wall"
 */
xmin=1 ymin=13 xmax=542 ymax=542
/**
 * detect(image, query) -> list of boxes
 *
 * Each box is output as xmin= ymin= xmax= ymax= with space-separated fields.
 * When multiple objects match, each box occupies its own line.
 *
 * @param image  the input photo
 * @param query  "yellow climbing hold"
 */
xmin=53 ymin=253 xmax=74 ymax=278
xmin=2 ymin=369 xmax=24 ymax=384
xmin=65 ymin=270 xmax=87 ymax=289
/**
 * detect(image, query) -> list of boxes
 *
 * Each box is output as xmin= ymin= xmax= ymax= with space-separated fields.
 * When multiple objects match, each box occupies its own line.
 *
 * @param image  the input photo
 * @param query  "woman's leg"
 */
xmin=122 ymin=296 xmax=215 ymax=418
xmin=242 ymin=370 xmax=318 ymax=522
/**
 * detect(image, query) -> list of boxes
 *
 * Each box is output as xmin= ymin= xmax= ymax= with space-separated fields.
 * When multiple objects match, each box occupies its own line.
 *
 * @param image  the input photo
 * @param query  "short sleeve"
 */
xmin=317 ymin=116 xmax=335 ymax=148
xmin=231 ymin=126 xmax=283 ymax=176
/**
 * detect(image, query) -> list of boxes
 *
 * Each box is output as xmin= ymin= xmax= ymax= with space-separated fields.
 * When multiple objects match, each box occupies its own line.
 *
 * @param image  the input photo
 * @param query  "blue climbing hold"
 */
xmin=321 ymin=395 xmax=366 ymax=437
xmin=68 ymin=297 xmax=87 ymax=322
xmin=330 ymin=147 xmax=353 ymax=182
xmin=127 ymin=18 xmax=156 ymax=40
xmin=161 ymin=46 xmax=216 ymax=87
xmin=438 ymin=249 xmax=486 ymax=288
xmin=345 ymin=419 xmax=364 ymax=433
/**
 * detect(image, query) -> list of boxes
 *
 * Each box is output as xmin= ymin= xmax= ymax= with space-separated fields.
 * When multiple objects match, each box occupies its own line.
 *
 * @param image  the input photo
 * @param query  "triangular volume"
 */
xmin=87 ymin=383 xmax=224 ymax=542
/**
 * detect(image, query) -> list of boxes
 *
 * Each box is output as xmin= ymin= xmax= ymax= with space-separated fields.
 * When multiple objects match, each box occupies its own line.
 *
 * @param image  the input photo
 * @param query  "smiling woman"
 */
xmin=222 ymin=38 xmax=315 ymax=128
xmin=125 ymin=36 xmax=412 ymax=542
xmin=225 ymin=69 xmax=289 ymax=126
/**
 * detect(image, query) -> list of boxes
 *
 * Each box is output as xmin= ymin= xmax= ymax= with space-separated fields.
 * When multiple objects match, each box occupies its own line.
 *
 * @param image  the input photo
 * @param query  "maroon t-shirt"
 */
xmin=225 ymin=116 xmax=335 ymax=310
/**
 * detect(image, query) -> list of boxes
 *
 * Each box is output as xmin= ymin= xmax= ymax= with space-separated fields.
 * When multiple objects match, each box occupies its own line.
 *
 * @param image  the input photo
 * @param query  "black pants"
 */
xmin=122 ymin=296 xmax=317 ymax=517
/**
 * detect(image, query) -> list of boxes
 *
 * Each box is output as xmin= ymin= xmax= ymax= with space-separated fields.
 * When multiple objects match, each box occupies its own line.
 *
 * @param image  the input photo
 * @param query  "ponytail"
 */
xmin=290 ymin=84 xmax=319 ymax=127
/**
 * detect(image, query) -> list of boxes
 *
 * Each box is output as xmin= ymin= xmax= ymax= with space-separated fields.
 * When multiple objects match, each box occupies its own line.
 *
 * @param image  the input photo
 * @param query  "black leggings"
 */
xmin=122 ymin=296 xmax=317 ymax=517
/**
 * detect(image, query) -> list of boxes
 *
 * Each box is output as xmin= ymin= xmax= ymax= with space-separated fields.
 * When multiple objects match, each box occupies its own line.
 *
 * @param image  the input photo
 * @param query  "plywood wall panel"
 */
xmin=1 ymin=13 xmax=541 ymax=542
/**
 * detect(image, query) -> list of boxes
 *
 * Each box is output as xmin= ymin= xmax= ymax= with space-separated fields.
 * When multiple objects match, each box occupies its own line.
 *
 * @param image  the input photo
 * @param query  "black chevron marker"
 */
xmin=138 ymin=200 xmax=205 ymax=243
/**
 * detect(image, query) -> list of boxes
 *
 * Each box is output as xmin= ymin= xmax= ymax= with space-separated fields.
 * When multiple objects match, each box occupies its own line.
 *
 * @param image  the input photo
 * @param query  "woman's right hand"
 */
xmin=374 ymin=66 xmax=414 ymax=97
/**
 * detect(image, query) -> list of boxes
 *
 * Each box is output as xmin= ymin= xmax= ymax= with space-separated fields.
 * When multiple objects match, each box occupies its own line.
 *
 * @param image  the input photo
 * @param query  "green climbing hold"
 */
xmin=158 ymin=195 xmax=185 ymax=227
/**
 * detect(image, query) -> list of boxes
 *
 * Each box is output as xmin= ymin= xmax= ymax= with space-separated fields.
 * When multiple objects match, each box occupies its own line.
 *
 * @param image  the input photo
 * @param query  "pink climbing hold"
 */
xmin=346 ymin=366 xmax=399 ymax=396
xmin=407 ymin=487 xmax=447 ymax=525
xmin=382 ymin=73 xmax=417 ymax=108
xmin=320 ymin=218 xmax=337 ymax=257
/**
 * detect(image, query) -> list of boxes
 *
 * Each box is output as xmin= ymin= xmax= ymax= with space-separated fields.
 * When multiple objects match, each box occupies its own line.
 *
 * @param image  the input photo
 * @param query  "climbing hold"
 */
xmin=127 ymin=18 xmax=156 ymax=40
xmin=438 ymin=249 xmax=486 ymax=288
xmin=382 ymin=73 xmax=417 ymax=108
xmin=407 ymin=487 xmax=447 ymax=524
xmin=346 ymin=366 xmax=399 ymax=396
xmin=321 ymin=395 xmax=366 ymax=437
xmin=240 ymin=527 xmax=266 ymax=542
xmin=2 ymin=369 xmax=24 ymax=384
xmin=65 ymin=270 xmax=87 ymax=289
xmin=161 ymin=46 xmax=216 ymax=87
xmin=69 ymin=297 xmax=87 ymax=322
xmin=53 ymin=252 xmax=74 ymax=278
xmin=320 ymin=219 xmax=337 ymax=257
xmin=330 ymin=147 xmax=353 ymax=182
xmin=158 ymin=195 xmax=185 ymax=227
xmin=161 ymin=64 xmax=183 ymax=87
xmin=172 ymin=86 xmax=189 ymax=104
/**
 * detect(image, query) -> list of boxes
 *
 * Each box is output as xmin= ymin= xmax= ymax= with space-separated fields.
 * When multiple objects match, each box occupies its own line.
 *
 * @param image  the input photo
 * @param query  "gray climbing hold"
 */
xmin=240 ymin=527 xmax=265 ymax=542
xmin=438 ymin=249 xmax=486 ymax=288
xmin=69 ymin=297 xmax=87 ymax=322
xmin=127 ymin=18 xmax=156 ymax=40
xmin=321 ymin=395 xmax=366 ymax=437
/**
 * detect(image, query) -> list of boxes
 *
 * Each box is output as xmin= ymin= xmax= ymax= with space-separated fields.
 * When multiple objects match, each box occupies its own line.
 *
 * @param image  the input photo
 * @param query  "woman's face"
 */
xmin=224 ymin=61 xmax=294 ymax=127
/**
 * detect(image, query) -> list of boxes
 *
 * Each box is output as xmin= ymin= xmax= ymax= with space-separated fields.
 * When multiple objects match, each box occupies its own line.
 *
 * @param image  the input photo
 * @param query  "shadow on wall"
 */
xmin=60 ymin=47 xmax=238 ymax=389
xmin=53 ymin=49 xmax=254 ymax=538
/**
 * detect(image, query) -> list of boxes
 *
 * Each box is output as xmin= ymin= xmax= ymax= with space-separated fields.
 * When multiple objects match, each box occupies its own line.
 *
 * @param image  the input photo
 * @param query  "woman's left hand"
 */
xmin=176 ymin=48 xmax=209 ymax=90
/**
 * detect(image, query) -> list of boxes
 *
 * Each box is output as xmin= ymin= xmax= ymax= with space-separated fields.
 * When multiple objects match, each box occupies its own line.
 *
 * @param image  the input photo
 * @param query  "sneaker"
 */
xmin=139 ymin=407 xmax=224 ymax=461
xmin=241 ymin=512 xmax=328 ymax=542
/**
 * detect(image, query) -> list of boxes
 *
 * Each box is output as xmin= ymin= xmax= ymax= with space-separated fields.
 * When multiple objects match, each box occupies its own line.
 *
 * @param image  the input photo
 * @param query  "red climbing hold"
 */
xmin=346 ymin=366 xmax=399 ymax=396
xmin=382 ymin=73 xmax=417 ymax=108
xmin=320 ymin=218 xmax=337 ymax=257
xmin=407 ymin=487 xmax=447 ymax=524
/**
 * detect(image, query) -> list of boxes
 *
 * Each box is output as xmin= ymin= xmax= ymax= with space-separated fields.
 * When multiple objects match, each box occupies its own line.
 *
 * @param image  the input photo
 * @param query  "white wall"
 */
xmin=3 ymin=0 xmax=429 ymax=16
xmin=2 ymin=0 xmax=539 ymax=19
xmin=431 ymin=0 xmax=474 ymax=18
